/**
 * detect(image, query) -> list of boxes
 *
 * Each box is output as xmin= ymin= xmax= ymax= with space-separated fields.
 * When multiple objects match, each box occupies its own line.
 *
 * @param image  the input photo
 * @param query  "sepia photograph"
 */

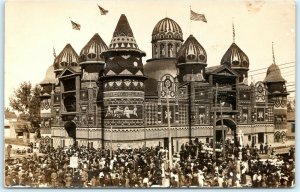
xmin=3 ymin=0 xmax=296 ymax=188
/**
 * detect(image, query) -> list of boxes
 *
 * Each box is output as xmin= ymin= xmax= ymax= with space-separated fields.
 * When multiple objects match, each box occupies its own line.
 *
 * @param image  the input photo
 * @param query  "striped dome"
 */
xmin=79 ymin=33 xmax=108 ymax=63
xmin=177 ymin=35 xmax=207 ymax=64
xmin=53 ymin=44 xmax=79 ymax=71
xmin=152 ymin=17 xmax=183 ymax=42
xmin=221 ymin=43 xmax=249 ymax=68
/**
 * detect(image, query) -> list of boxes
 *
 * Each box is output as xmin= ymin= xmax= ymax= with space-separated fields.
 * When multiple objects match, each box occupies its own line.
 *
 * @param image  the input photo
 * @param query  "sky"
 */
xmin=4 ymin=0 xmax=296 ymax=109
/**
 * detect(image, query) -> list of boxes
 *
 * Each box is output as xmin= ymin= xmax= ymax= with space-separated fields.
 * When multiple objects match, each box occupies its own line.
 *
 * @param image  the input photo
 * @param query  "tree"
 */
xmin=9 ymin=81 xmax=42 ymax=129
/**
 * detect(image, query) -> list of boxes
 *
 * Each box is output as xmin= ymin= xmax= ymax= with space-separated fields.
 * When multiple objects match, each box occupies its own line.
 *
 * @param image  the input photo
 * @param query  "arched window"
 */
xmin=168 ymin=43 xmax=173 ymax=57
xmin=160 ymin=44 xmax=165 ymax=57
xmin=154 ymin=44 xmax=158 ymax=58
xmin=274 ymin=132 xmax=280 ymax=142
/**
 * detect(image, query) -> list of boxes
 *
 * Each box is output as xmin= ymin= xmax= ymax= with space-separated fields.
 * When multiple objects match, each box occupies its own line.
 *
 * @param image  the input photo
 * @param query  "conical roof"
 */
xmin=264 ymin=63 xmax=286 ymax=83
xmin=104 ymin=14 xmax=145 ymax=55
xmin=53 ymin=44 xmax=79 ymax=71
xmin=40 ymin=65 xmax=56 ymax=85
xmin=177 ymin=35 xmax=207 ymax=64
xmin=221 ymin=43 xmax=249 ymax=68
xmin=79 ymin=33 xmax=108 ymax=63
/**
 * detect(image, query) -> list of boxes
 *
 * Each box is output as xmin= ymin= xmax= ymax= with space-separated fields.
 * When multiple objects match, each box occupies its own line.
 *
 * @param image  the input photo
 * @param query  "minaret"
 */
xmin=264 ymin=42 xmax=289 ymax=142
xmin=176 ymin=34 xmax=207 ymax=83
xmin=221 ymin=22 xmax=249 ymax=84
xmin=100 ymin=14 xmax=147 ymax=147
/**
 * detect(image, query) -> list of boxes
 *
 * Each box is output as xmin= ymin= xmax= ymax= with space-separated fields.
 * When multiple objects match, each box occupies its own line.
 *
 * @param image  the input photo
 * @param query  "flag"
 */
xmin=70 ymin=20 xmax=81 ymax=30
xmin=190 ymin=9 xmax=207 ymax=23
xmin=98 ymin=5 xmax=108 ymax=15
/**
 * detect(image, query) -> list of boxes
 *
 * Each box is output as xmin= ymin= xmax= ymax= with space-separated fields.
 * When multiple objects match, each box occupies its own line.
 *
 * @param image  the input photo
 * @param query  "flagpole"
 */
xmin=189 ymin=5 xmax=191 ymax=35
xmin=232 ymin=17 xmax=235 ymax=43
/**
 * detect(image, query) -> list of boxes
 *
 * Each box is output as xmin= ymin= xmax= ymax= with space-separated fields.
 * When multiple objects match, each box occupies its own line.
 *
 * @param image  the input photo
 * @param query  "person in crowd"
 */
xmin=4 ymin=139 xmax=295 ymax=188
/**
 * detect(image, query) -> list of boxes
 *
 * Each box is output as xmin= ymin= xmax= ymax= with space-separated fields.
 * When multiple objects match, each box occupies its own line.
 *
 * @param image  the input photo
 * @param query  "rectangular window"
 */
xmin=291 ymin=123 xmax=295 ymax=133
xmin=248 ymin=135 xmax=251 ymax=141
xmin=63 ymin=78 xmax=76 ymax=92
xmin=258 ymin=133 xmax=264 ymax=143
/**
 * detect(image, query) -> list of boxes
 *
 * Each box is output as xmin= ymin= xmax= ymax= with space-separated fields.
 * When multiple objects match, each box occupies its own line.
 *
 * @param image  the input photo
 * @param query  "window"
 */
xmin=291 ymin=123 xmax=295 ymax=133
xmin=63 ymin=78 xmax=76 ymax=92
xmin=258 ymin=133 xmax=264 ymax=143
xmin=248 ymin=135 xmax=251 ymax=141
xmin=63 ymin=95 xmax=76 ymax=112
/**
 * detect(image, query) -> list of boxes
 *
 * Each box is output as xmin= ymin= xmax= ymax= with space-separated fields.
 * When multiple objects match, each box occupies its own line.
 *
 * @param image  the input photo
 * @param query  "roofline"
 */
xmin=151 ymin=38 xmax=184 ymax=43
xmin=101 ymin=49 xmax=146 ymax=57
xmin=177 ymin=62 xmax=207 ymax=66
xmin=146 ymin=57 xmax=177 ymax=63
xmin=79 ymin=61 xmax=105 ymax=65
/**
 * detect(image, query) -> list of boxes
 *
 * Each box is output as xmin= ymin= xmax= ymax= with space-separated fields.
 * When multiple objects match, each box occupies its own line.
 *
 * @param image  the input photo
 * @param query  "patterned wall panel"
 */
xmin=255 ymin=82 xmax=266 ymax=103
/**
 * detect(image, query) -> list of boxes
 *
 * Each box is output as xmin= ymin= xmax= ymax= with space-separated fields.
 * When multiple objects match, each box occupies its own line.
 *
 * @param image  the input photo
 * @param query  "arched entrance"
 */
xmin=216 ymin=118 xmax=237 ymax=146
xmin=64 ymin=121 xmax=77 ymax=146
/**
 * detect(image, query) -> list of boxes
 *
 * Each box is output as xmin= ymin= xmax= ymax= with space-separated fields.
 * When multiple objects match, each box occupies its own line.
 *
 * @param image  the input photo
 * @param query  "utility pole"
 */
xmin=220 ymin=100 xmax=225 ymax=160
xmin=166 ymin=88 xmax=173 ymax=169
xmin=188 ymin=82 xmax=192 ymax=143
xmin=213 ymin=83 xmax=218 ymax=161
xmin=110 ymin=125 xmax=113 ymax=159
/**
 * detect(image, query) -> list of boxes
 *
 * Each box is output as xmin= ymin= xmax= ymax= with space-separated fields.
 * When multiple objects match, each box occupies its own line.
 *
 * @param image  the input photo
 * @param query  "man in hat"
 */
xmin=5 ymin=172 xmax=12 ymax=187
xmin=64 ymin=172 xmax=73 ymax=188
xmin=50 ymin=169 xmax=58 ymax=187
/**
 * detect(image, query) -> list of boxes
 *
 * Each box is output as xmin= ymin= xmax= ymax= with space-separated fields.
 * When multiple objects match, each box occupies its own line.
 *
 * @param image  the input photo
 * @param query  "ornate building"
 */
xmin=39 ymin=14 xmax=288 ymax=150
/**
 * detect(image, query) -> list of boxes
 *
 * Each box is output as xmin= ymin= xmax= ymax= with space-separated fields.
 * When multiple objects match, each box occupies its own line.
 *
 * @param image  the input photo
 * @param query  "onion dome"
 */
xmin=264 ymin=63 xmax=286 ymax=83
xmin=53 ymin=44 xmax=79 ymax=71
xmin=152 ymin=17 xmax=183 ymax=42
xmin=79 ymin=33 xmax=108 ymax=63
xmin=102 ymin=14 xmax=145 ymax=56
xmin=40 ymin=65 xmax=56 ymax=85
xmin=177 ymin=35 xmax=207 ymax=64
xmin=221 ymin=43 xmax=249 ymax=68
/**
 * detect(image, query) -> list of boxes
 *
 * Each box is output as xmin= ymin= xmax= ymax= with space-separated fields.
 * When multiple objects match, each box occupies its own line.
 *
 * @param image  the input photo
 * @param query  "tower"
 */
xmin=264 ymin=43 xmax=288 ymax=142
xmin=221 ymin=24 xmax=249 ymax=84
xmin=79 ymin=33 xmax=108 ymax=129
xmin=39 ymin=65 xmax=56 ymax=144
xmin=176 ymin=34 xmax=207 ymax=83
xmin=52 ymin=44 xmax=80 ymax=146
xmin=151 ymin=17 xmax=183 ymax=59
xmin=100 ymin=14 xmax=147 ymax=147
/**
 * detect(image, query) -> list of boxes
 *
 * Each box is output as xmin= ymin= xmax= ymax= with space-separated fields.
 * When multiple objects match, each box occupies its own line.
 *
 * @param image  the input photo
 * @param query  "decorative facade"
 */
xmin=39 ymin=14 xmax=288 ymax=150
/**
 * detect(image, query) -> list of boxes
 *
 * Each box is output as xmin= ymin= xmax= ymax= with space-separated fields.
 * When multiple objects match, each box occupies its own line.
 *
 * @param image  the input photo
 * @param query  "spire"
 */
xmin=272 ymin=42 xmax=276 ymax=64
xmin=232 ymin=18 xmax=235 ymax=43
xmin=53 ymin=47 xmax=56 ymax=58
xmin=106 ymin=14 xmax=144 ymax=54
xmin=113 ymin=14 xmax=133 ymax=37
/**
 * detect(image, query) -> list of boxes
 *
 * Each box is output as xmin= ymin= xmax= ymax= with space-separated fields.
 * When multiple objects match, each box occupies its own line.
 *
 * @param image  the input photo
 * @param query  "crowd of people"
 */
xmin=4 ymin=139 xmax=295 ymax=188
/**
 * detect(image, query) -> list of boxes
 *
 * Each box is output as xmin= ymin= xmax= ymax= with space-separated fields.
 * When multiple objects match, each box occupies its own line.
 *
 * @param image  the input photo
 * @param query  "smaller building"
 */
xmin=287 ymin=111 xmax=295 ymax=139
xmin=4 ymin=111 xmax=17 ymax=138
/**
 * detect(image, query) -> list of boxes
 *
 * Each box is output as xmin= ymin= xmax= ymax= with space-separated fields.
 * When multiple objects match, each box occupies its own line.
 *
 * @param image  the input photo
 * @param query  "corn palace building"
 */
xmin=39 ymin=14 xmax=289 ymax=150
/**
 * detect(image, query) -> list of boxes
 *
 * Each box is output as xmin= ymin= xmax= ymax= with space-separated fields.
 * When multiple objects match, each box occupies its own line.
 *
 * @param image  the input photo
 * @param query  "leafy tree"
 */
xmin=9 ymin=81 xmax=42 ymax=129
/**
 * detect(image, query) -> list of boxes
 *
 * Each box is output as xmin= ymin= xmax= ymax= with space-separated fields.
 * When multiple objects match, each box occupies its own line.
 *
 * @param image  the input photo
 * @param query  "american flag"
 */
xmin=70 ymin=20 xmax=81 ymax=30
xmin=190 ymin=9 xmax=207 ymax=23
xmin=98 ymin=5 xmax=108 ymax=15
